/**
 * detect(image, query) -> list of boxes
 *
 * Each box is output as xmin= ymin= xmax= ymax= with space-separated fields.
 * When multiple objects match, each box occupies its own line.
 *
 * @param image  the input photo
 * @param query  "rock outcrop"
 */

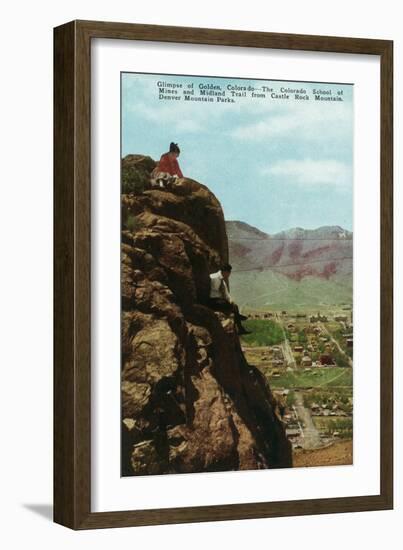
xmin=121 ymin=155 xmax=292 ymax=475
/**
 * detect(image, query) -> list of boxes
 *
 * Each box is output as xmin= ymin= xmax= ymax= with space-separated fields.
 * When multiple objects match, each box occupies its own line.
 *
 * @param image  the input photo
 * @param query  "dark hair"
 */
xmin=221 ymin=263 xmax=232 ymax=272
xmin=169 ymin=142 xmax=180 ymax=154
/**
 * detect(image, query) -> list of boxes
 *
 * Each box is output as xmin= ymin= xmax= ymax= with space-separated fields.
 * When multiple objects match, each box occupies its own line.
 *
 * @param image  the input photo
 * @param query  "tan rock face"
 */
xmin=121 ymin=155 xmax=292 ymax=475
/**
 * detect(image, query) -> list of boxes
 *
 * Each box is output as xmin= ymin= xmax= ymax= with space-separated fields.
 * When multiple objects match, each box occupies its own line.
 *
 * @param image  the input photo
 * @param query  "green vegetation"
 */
xmin=240 ymin=319 xmax=284 ymax=347
xmin=122 ymin=164 xmax=149 ymax=195
xmin=311 ymin=351 xmax=320 ymax=362
xmin=267 ymin=367 xmax=352 ymax=390
xmin=124 ymin=214 xmax=139 ymax=233
xmin=122 ymin=212 xmax=143 ymax=234
xmin=333 ymin=327 xmax=353 ymax=359
xmin=297 ymin=329 xmax=307 ymax=345
xmin=317 ymin=341 xmax=326 ymax=353
xmin=313 ymin=417 xmax=353 ymax=439
xmin=332 ymin=349 xmax=351 ymax=369
xmin=285 ymin=391 xmax=296 ymax=408
xmin=285 ymin=329 xmax=296 ymax=343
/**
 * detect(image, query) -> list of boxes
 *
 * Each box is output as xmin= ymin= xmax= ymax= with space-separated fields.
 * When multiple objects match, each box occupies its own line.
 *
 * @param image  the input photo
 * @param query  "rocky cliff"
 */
xmin=121 ymin=155 xmax=292 ymax=475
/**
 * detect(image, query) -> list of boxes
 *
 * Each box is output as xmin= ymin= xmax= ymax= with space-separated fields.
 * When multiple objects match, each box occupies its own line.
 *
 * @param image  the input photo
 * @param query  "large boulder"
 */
xmin=121 ymin=155 xmax=292 ymax=475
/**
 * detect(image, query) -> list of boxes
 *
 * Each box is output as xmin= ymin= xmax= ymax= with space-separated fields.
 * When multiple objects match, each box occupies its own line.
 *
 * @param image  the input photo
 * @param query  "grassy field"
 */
xmin=313 ymin=417 xmax=353 ymax=439
xmin=232 ymin=269 xmax=353 ymax=311
xmin=240 ymin=319 xmax=284 ymax=347
xmin=267 ymin=367 xmax=352 ymax=389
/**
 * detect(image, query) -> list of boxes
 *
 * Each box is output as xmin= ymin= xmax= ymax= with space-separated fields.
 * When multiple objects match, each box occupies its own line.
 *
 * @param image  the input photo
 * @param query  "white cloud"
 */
xmin=232 ymin=115 xmax=297 ymax=140
xmin=126 ymin=98 xmax=223 ymax=134
xmin=230 ymin=100 xmax=352 ymax=142
xmin=174 ymin=119 xmax=203 ymax=133
xmin=262 ymin=158 xmax=352 ymax=187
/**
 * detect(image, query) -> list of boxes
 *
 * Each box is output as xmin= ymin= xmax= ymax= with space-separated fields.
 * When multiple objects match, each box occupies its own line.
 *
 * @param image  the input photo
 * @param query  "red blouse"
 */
xmin=157 ymin=152 xmax=183 ymax=178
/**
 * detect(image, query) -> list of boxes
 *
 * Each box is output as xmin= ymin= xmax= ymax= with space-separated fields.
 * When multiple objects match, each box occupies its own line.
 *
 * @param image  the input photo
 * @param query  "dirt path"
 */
xmin=275 ymin=314 xmax=296 ymax=369
xmin=282 ymin=338 xmax=296 ymax=369
xmin=293 ymin=391 xmax=322 ymax=450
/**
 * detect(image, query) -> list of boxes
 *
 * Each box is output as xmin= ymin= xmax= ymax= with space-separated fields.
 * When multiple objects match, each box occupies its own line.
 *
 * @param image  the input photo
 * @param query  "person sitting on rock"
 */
xmin=151 ymin=142 xmax=184 ymax=189
xmin=208 ymin=264 xmax=251 ymax=335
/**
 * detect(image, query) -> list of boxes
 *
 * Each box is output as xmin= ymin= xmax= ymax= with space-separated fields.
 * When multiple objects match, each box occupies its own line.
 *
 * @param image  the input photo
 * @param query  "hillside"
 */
xmin=121 ymin=155 xmax=292 ymax=475
xmin=226 ymin=220 xmax=353 ymax=310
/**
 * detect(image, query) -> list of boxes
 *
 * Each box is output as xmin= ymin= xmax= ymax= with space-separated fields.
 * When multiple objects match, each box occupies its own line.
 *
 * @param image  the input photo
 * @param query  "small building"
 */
xmin=294 ymin=345 xmax=304 ymax=353
xmin=335 ymin=315 xmax=348 ymax=322
xmin=320 ymin=354 xmax=335 ymax=366
xmin=310 ymin=314 xmax=328 ymax=322
xmin=301 ymin=355 xmax=312 ymax=367
xmin=286 ymin=428 xmax=301 ymax=441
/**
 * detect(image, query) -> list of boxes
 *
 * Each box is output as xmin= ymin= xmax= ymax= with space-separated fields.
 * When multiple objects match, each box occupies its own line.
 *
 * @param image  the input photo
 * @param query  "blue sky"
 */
xmin=122 ymin=73 xmax=353 ymax=235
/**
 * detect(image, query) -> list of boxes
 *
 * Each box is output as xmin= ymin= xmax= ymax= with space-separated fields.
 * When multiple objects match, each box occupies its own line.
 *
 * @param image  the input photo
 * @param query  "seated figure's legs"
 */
xmin=208 ymin=298 xmax=233 ymax=315
xmin=207 ymin=298 xmax=250 ymax=334
xmin=150 ymin=171 xmax=171 ymax=188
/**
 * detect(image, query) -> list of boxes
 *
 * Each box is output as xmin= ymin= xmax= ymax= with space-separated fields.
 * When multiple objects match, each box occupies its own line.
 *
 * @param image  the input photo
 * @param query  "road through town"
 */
xmin=293 ymin=391 xmax=322 ymax=450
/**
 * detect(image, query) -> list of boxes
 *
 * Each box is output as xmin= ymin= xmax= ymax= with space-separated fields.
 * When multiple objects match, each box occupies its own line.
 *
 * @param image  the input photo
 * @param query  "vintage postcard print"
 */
xmin=121 ymin=72 xmax=353 ymax=476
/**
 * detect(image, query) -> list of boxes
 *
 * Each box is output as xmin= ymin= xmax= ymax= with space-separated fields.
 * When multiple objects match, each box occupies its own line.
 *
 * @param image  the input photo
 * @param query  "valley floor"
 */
xmin=293 ymin=439 xmax=353 ymax=468
xmin=240 ymin=310 xmax=353 ymax=468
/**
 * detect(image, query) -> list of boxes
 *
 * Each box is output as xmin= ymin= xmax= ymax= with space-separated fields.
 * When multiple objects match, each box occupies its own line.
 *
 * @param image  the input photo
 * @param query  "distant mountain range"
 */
xmin=226 ymin=221 xmax=353 ymax=311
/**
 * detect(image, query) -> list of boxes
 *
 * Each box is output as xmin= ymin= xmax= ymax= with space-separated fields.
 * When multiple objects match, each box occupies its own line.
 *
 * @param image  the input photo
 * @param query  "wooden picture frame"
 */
xmin=54 ymin=19 xmax=393 ymax=529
